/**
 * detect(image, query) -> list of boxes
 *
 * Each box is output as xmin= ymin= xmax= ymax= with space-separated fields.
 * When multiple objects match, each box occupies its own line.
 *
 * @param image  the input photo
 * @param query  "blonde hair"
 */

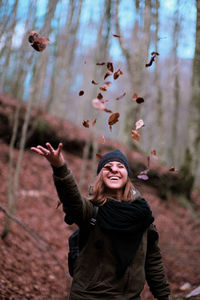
xmin=88 ymin=171 xmax=136 ymax=205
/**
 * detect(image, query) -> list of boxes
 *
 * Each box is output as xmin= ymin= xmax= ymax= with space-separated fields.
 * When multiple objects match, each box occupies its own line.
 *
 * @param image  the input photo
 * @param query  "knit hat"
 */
xmin=97 ymin=149 xmax=130 ymax=176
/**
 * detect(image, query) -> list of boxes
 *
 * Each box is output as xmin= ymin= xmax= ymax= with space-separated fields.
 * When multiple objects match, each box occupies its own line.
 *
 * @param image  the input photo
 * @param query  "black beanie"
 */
xmin=97 ymin=149 xmax=130 ymax=176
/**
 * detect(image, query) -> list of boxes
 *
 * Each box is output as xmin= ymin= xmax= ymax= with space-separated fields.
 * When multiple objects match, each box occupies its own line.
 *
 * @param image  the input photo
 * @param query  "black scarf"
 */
xmin=98 ymin=197 xmax=154 ymax=278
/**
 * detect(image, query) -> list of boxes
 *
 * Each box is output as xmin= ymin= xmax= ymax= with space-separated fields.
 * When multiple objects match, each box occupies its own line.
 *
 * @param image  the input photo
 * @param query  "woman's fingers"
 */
xmin=46 ymin=142 xmax=55 ymax=154
xmin=37 ymin=145 xmax=50 ymax=156
xmin=30 ymin=147 xmax=45 ymax=156
xmin=57 ymin=143 xmax=63 ymax=156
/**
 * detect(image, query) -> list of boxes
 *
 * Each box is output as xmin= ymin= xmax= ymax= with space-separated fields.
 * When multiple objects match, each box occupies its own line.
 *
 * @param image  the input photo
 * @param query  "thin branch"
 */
xmin=0 ymin=204 xmax=66 ymax=274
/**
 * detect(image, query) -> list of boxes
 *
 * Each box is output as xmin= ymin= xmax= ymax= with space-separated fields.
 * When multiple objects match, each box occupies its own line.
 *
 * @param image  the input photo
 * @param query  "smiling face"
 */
xmin=102 ymin=161 xmax=128 ymax=193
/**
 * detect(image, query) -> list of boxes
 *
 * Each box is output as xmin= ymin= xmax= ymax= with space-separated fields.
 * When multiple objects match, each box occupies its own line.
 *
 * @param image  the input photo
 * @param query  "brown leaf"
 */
xmin=135 ymin=119 xmax=145 ymax=130
xmin=132 ymin=93 xmax=144 ymax=104
xmin=108 ymin=112 xmax=120 ymax=125
xmin=116 ymin=92 xmax=126 ymax=101
xmin=137 ymin=169 xmax=149 ymax=180
xmin=131 ymin=129 xmax=140 ymax=141
xmin=113 ymin=34 xmax=121 ymax=38
xmin=145 ymin=52 xmax=159 ymax=67
xmin=79 ymin=90 xmax=84 ymax=96
xmin=91 ymin=80 xmax=99 ymax=85
xmin=99 ymin=87 xmax=107 ymax=91
xmin=109 ymin=125 xmax=112 ymax=131
xmin=92 ymin=119 xmax=96 ymax=126
xmin=104 ymin=108 xmax=112 ymax=113
xmin=113 ymin=69 xmax=123 ymax=80
xmin=96 ymin=153 xmax=103 ymax=160
xmin=104 ymin=71 xmax=112 ymax=80
xmin=104 ymin=81 xmax=112 ymax=89
xmin=28 ymin=31 xmax=49 ymax=52
xmin=151 ymin=149 xmax=157 ymax=156
xmin=82 ymin=120 xmax=90 ymax=128
xmin=107 ymin=62 xmax=114 ymax=73
xmin=97 ymin=93 xmax=103 ymax=100
xmin=151 ymin=51 xmax=159 ymax=56
xmin=92 ymin=98 xmax=106 ymax=111
xmin=96 ymin=62 xmax=105 ymax=65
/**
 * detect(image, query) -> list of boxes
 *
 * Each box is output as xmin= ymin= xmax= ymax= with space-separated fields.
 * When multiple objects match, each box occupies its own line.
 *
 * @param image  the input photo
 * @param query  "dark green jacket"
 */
xmin=53 ymin=164 xmax=170 ymax=300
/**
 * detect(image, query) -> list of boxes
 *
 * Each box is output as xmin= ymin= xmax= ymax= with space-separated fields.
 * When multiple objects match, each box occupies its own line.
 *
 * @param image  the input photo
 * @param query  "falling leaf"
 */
xmin=131 ymin=129 xmax=140 ymax=141
xmin=96 ymin=153 xmax=103 ymax=160
xmin=82 ymin=120 xmax=90 ymax=128
xmin=109 ymin=125 xmax=112 ymax=131
xmin=108 ymin=112 xmax=120 ymax=126
xmin=104 ymin=81 xmax=112 ymax=89
xmin=79 ymin=90 xmax=84 ymax=96
xmin=104 ymin=108 xmax=112 ymax=113
xmin=92 ymin=119 xmax=96 ymax=126
xmin=145 ymin=52 xmax=159 ymax=67
xmin=28 ymin=31 xmax=49 ymax=52
xmin=99 ymin=87 xmax=107 ymax=91
xmin=132 ymin=93 xmax=144 ymax=104
xmin=137 ymin=169 xmax=149 ymax=180
xmin=114 ymin=69 xmax=123 ymax=80
xmin=169 ymin=166 xmax=178 ymax=172
xmin=135 ymin=119 xmax=145 ymax=130
xmin=104 ymin=71 xmax=112 ymax=80
xmin=107 ymin=62 xmax=114 ymax=73
xmin=113 ymin=34 xmax=121 ymax=38
xmin=96 ymin=62 xmax=105 ymax=65
xmin=97 ymin=93 xmax=103 ymax=100
xmin=92 ymin=98 xmax=106 ymax=111
xmin=91 ymin=80 xmax=99 ymax=85
xmin=116 ymin=92 xmax=126 ymax=100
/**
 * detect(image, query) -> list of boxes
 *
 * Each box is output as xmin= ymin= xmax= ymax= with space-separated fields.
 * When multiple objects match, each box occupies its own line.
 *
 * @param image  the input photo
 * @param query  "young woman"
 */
xmin=31 ymin=142 xmax=170 ymax=300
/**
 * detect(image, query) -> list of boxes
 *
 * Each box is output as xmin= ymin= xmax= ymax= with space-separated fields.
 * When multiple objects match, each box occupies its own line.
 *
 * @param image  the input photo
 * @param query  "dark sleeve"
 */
xmin=52 ymin=163 xmax=93 ymax=226
xmin=145 ymin=224 xmax=171 ymax=300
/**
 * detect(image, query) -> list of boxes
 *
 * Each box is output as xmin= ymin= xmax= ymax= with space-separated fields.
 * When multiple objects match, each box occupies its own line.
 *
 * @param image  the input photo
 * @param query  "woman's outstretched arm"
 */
xmin=31 ymin=142 xmax=93 ymax=226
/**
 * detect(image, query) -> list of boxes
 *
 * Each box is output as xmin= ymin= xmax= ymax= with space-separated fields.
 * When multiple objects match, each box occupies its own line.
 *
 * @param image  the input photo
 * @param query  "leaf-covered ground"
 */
xmin=0 ymin=112 xmax=200 ymax=299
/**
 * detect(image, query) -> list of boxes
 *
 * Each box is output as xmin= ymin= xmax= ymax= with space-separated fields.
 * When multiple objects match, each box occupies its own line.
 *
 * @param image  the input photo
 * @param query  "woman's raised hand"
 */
xmin=30 ymin=142 xmax=65 ymax=167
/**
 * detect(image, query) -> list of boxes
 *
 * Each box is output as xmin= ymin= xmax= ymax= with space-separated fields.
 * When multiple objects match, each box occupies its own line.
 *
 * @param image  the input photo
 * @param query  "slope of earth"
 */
xmin=0 ymin=141 xmax=200 ymax=300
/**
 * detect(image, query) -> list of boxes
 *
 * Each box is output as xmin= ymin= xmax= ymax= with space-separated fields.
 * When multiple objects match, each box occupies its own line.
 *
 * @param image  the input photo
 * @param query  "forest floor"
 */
xmin=0 ymin=97 xmax=200 ymax=299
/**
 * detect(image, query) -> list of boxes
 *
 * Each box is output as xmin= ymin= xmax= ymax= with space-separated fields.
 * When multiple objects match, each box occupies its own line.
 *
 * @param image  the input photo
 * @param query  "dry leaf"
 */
xmin=108 ymin=112 xmax=120 ymax=125
xmin=104 ymin=71 xmax=112 ymax=80
xmin=92 ymin=119 xmax=96 ymax=126
xmin=113 ymin=34 xmax=121 ymax=38
xmin=79 ymin=90 xmax=84 ymax=96
xmin=132 ymin=93 xmax=144 ymax=104
xmin=104 ymin=81 xmax=112 ymax=89
xmin=91 ymin=80 xmax=99 ymax=85
xmin=114 ymin=69 xmax=123 ymax=80
xmin=145 ymin=52 xmax=159 ymax=67
xmin=116 ymin=92 xmax=126 ymax=100
xmin=82 ymin=120 xmax=90 ymax=128
xmin=104 ymin=108 xmax=112 ymax=113
xmin=107 ymin=62 xmax=114 ymax=73
xmin=135 ymin=119 xmax=145 ymax=130
xmin=92 ymin=98 xmax=106 ymax=111
xmin=137 ymin=169 xmax=149 ymax=180
xmin=97 ymin=93 xmax=103 ymax=100
xmin=99 ymin=87 xmax=107 ymax=91
xmin=131 ymin=129 xmax=140 ymax=141
xmin=96 ymin=62 xmax=105 ymax=65
xmin=28 ymin=31 xmax=49 ymax=52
